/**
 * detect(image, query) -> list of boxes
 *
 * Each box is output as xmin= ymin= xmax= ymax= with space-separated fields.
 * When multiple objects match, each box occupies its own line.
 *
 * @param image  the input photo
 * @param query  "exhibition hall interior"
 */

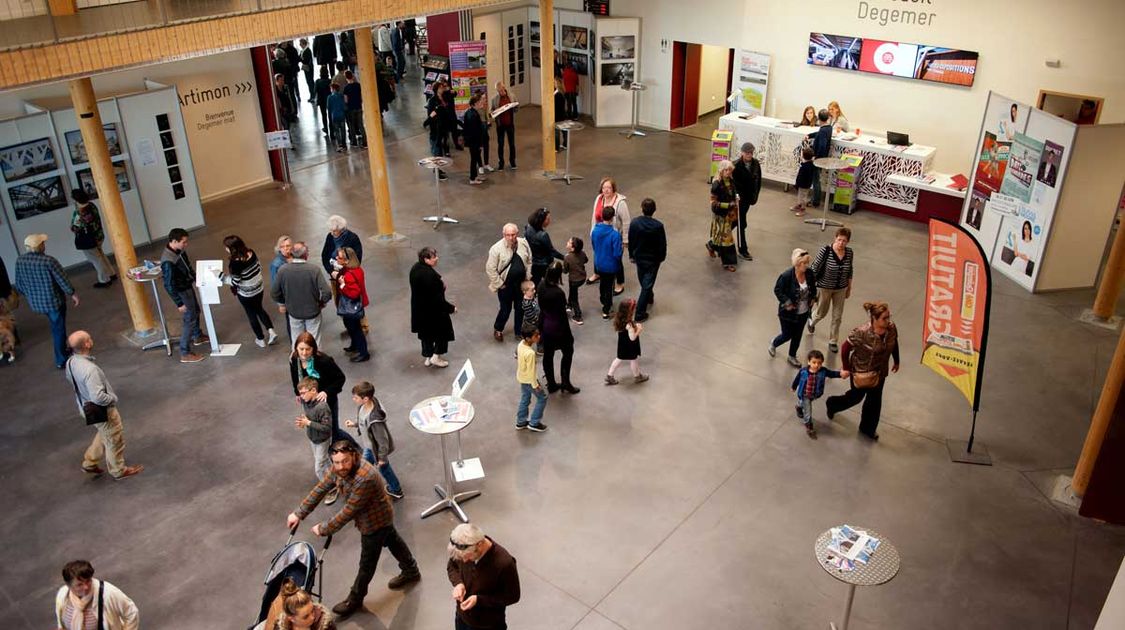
xmin=2 ymin=0 xmax=1125 ymax=628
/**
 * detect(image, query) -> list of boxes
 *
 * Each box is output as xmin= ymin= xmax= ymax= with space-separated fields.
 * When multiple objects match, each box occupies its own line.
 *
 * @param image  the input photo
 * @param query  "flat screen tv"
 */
xmin=808 ymin=32 xmax=977 ymax=87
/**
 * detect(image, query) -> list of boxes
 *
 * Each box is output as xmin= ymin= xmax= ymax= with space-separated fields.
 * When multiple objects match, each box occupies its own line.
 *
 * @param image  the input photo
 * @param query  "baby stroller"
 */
xmin=248 ymin=525 xmax=333 ymax=630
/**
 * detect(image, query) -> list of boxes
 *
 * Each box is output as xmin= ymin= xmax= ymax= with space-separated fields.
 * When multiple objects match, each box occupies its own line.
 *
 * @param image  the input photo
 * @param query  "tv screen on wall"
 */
xmin=809 ymin=32 xmax=977 ymax=87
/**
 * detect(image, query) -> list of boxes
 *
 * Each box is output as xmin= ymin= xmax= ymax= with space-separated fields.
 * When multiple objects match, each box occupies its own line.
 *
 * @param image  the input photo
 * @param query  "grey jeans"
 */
xmin=289 ymin=313 xmax=323 ymax=347
xmin=81 ymin=246 xmax=116 ymax=283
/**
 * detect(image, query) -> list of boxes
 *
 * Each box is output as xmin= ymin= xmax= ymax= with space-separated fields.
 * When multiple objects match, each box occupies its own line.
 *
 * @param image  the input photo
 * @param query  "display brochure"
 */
xmin=410 ymin=398 xmax=472 ymax=430
xmin=825 ymin=525 xmax=882 ymax=571
xmin=491 ymin=101 xmax=520 ymax=118
xmin=449 ymin=41 xmax=488 ymax=120
xmin=999 ymin=132 xmax=1043 ymax=203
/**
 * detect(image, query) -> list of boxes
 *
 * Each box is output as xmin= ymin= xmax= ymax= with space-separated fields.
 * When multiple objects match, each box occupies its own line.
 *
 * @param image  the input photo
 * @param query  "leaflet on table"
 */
xmin=410 ymin=399 xmax=472 ymax=429
xmin=826 ymin=525 xmax=881 ymax=567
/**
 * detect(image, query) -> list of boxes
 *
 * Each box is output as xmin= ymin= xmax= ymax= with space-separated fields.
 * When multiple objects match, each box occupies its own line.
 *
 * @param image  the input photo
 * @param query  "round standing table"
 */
xmin=814 ymin=525 xmax=900 ymax=630
xmin=807 ymin=157 xmax=850 ymax=231
xmin=409 ymin=395 xmax=479 ymax=522
xmin=127 ymin=268 xmax=171 ymax=356
xmin=418 ymin=157 xmax=456 ymax=229
xmin=549 ymin=120 xmax=585 ymax=185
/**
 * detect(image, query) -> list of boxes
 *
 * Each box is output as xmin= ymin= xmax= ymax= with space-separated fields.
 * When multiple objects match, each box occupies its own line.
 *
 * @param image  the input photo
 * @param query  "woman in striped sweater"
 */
xmin=807 ymin=227 xmax=854 ymax=353
xmin=224 ymin=235 xmax=278 ymax=348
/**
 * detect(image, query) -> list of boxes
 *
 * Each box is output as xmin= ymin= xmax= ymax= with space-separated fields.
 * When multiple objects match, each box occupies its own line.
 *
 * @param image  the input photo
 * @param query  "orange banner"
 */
xmin=922 ymin=219 xmax=991 ymax=409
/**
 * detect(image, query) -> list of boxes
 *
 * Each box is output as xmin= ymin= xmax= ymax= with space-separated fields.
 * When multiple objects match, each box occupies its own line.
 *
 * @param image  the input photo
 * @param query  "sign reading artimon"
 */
xmin=922 ymin=219 xmax=991 ymax=409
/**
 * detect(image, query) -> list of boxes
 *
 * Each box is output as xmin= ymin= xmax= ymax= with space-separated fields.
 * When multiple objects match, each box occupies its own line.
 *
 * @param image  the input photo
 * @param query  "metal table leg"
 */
xmin=829 ymin=583 xmax=856 ymax=630
xmin=141 ymin=279 xmax=171 ymax=356
xmin=804 ymin=173 xmax=844 ymax=232
xmin=549 ymin=130 xmax=584 ymax=185
xmin=422 ymin=167 xmax=459 ymax=229
xmin=420 ymin=433 xmax=480 ymax=522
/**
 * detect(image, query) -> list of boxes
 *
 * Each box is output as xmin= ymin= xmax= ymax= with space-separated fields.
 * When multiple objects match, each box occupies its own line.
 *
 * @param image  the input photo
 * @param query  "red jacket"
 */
xmin=339 ymin=267 xmax=369 ymax=307
xmin=562 ymin=67 xmax=579 ymax=93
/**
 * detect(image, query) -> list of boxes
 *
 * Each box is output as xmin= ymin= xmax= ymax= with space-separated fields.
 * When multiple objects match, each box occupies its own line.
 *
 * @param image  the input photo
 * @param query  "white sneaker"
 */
xmin=431 ymin=355 xmax=450 ymax=368
xmin=255 ymin=338 xmax=266 ymax=348
xmin=267 ymin=329 xmax=278 ymax=345
xmin=482 ymin=165 xmax=495 ymax=173
xmin=424 ymin=357 xmax=432 ymax=367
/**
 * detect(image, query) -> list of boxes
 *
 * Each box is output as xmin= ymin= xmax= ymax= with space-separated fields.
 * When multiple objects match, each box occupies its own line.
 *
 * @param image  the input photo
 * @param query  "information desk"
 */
xmin=885 ymin=172 xmax=966 ymax=223
xmin=718 ymin=113 xmax=936 ymax=213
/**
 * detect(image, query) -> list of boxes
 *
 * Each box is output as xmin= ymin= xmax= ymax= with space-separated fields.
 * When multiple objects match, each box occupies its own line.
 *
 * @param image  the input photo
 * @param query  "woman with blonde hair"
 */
xmin=825 ymin=301 xmax=900 ymax=440
xmin=335 ymin=246 xmax=369 ymax=362
xmin=274 ymin=578 xmax=336 ymax=630
xmin=707 ymin=160 xmax=739 ymax=271
xmin=827 ymin=100 xmax=850 ymax=132
xmin=768 ymin=248 xmax=818 ymax=366
xmin=589 ymin=176 xmax=631 ymax=291
xmin=490 ymin=81 xmax=519 ymax=169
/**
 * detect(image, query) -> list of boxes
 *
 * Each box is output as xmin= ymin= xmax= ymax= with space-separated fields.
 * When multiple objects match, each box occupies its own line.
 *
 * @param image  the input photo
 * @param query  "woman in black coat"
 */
xmin=525 ymin=207 xmax=564 ymax=286
xmin=538 ymin=262 xmax=580 ymax=394
xmin=289 ymin=330 xmax=349 ymax=440
xmin=410 ymin=246 xmax=456 ymax=368
xmin=768 ymin=249 xmax=818 ymax=367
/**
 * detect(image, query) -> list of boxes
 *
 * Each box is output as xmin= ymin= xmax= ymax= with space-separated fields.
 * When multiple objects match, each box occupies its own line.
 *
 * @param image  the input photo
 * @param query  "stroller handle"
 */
xmin=324 ymin=534 xmax=334 ymax=550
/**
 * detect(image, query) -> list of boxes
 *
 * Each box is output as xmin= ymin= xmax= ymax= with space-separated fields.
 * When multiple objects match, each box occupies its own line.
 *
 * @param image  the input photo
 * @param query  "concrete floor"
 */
xmin=2 ymin=70 xmax=1124 ymax=630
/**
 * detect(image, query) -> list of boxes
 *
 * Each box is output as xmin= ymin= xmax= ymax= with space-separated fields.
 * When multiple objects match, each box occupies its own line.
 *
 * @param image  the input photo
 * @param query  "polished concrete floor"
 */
xmin=2 ymin=71 xmax=1124 ymax=630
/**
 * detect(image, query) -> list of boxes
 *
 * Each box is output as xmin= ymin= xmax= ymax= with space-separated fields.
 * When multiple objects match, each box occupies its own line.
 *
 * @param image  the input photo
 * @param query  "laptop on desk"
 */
xmin=886 ymin=131 xmax=912 ymax=147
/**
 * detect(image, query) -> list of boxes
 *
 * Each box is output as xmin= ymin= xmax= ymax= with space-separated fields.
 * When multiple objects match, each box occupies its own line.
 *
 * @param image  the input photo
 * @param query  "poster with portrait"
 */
xmin=9 ymin=174 xmax=67 ymax=220
xmin=996 ymin=213 xmax=1041 ymax=280
xmin=0 ymin=138 xmax=57 ymax=183
xmin=999 ymin=132 xmax=1043 ymax=204
xmin=960 ymin=92 xmax=1031 ymax=250
xmin=965 ymin=190 xmax=987 ymax=230
xmin=971 ymin=132 xmax=1009 ymax=197
xmin=65 ymin=124 xmax=122 ymax=165
xmin=1036 ymin=140 xmax=1063 ymax=188
xmin=601 ymin=62 xmax=634 ymax=86
xmin=561 ymin=25 xmax=588 ymax=51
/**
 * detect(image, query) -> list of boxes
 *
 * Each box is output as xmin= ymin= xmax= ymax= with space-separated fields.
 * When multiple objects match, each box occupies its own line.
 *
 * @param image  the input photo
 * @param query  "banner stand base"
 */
xmin=1048 ymin=474 xmax=1082 ymax=510
xmin=1078 ymin=309 xmax=1121 ymax=331
xmin=946 ymin=439 xmax=992 ymax=466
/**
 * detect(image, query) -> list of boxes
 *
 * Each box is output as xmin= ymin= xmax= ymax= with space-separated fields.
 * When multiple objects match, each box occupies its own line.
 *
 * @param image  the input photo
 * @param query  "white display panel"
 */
xmin=959 ymin=91 xmax=1030 ymax=250
xmin=594 ymin=17 xmax=640 ymax=128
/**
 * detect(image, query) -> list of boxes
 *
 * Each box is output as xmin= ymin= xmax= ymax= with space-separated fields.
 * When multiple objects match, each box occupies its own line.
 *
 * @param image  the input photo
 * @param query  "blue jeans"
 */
xmin=176 ymin=289 xmax=203 ymax=354
xmin=797 ymin=397 xmax=813 ymax=426
xmin=362 ymin=448 xmax=403 ymax=494
xmin=516 ymin=383 xmax=547 ymax=427
xmin=47 ymin=305 xmax=68 ymax=366
xmin=634 ymin=261 xmax=660 ymax=317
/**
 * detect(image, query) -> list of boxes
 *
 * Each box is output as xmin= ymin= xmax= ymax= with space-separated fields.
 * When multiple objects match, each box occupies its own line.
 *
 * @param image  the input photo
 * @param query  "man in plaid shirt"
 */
xmin=287 ymin=440 xmax=420 ymax=617
xmin=14 ymin=234 xmax=79 ymax=368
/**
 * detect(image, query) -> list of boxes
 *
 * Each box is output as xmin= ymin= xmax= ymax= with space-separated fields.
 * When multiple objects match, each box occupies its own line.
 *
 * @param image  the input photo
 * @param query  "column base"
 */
xmin=1049 ymin=474 xmax=1082 ymax=510
xmin=120 ymin=327 xmax=162 ymax=347
xmin=1079 ymin=308 xmax=1122 ymax=331
xmin=371 ymin=233 xmax=409 ymax=246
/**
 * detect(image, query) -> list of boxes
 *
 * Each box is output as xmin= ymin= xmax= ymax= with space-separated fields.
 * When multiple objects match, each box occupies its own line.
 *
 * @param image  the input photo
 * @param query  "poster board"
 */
xmin=449 ymin=41 xmax=488 ymax=120
xmin=594 ymin=16 xmax=639 ymax=127
xmin=733 ymin=50 xmax=770 ymax=116
xmin=709 ymin=130 xmax=732 ymax=182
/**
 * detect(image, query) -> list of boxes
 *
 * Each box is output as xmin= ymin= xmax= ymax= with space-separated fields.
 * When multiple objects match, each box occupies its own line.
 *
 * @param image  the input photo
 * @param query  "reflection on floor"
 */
xmin=1 ymin=54 xmax=1124 ymax=630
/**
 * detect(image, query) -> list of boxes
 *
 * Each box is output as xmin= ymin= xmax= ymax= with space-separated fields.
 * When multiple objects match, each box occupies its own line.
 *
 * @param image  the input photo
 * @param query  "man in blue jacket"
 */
xmin=591 ymin=207 xmax=622 ymax=319
xmin=808 ymin=109 xmax=833 ymax=207
xmin=627 ymin=198 xmax=666 ymax=322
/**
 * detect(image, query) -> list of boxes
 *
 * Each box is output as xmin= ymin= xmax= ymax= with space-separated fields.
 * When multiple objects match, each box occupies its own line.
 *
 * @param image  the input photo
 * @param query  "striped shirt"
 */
xmin=228 ymin=251 xmax=264 ymax=298
xmin=811 ymin=245 xmax=853 ymax=291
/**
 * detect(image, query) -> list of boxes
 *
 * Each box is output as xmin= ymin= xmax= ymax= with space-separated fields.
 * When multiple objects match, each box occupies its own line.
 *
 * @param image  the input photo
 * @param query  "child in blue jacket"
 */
xmin=791 ymin=349 xmax=848 ymax=439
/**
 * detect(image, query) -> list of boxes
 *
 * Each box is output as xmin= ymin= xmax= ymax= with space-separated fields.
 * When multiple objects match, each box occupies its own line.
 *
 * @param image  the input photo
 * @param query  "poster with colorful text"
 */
xmin=448 ymin=41 xmax=488 ymax=120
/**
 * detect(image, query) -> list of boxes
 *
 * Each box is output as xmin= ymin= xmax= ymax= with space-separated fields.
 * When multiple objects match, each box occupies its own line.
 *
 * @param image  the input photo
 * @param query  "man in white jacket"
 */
xmin=485 ymin=223 xmax=531 ymax=342
xmin=55 ymin=560 xmax=139 ymax=630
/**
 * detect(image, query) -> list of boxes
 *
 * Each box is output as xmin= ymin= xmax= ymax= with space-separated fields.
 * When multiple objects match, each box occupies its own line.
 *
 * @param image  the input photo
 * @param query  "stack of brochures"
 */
xmin=409 ymin=398 xmax=472 ymax=430
xmin=823 ymin=525 xmax=882 ymax=572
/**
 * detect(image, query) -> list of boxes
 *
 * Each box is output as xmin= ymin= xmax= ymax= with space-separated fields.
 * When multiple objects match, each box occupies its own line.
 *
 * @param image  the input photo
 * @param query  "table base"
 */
xmin=549 ymin=172 xmax=584 ymax=184
xmin=619 ymin=128 xmax=646 ymax=139
xmin=804 ymin=215 xmax=846 ymax=231
xmin=829 ymin=582 xmax=857 ymax=630
xmin=420 ymin=484 xmax=481 ymax=523
xmin=141 ymin=338 xmax=170 ymax=353
xmin=422 ymin=215 xmax=460 ymax=229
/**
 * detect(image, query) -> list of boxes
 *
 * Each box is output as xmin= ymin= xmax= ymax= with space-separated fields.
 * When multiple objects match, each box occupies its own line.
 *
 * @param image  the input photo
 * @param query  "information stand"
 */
xmin=619 ymin=81 xmax=647 ymax=139
xmin=195 ymin=259 xmax=239 ymax=357
xmin=710 ymin=130 xmax=734 ymax=182
xmin=831 ymin=153 xmax=863 ymax=215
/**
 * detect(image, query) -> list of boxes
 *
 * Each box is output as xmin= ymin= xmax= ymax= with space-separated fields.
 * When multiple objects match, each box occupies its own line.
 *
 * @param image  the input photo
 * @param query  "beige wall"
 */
xmin=697 ymin=44 xmax=729 ymax=116
xmin=613 ymin=0 xmax=1125 ymax=174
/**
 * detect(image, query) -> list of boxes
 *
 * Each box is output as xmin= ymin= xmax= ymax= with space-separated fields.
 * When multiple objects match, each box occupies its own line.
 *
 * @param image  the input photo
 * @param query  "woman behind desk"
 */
xmin=798 ymin=105 xmax=817 ymax=127
xmin=827 ymin=101 xmax=850 ymax=133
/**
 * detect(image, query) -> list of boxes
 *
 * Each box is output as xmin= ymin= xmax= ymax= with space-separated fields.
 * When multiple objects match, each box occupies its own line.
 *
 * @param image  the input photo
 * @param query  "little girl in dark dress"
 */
xmin=605 ymin=298 xmax=649 ymax=385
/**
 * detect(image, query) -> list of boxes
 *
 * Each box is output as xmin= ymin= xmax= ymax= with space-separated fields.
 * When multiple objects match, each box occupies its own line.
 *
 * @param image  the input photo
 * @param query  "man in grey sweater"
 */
xmin=65 ymin=331 xmax=144 ymax=480
xmin=271 ymin=241 xmax=332 ymax=347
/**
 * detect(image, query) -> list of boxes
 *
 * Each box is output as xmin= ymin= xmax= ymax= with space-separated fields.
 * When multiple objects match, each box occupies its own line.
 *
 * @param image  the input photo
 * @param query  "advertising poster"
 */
xmin=922 ymin=219 xmax=991 ymax=410
xmin=1036 ymin=140 xmax=1063 ymax=188
xmin=972 ymin=132 xmax=1009 ymax=197
xmin=448 ymin=41 xmax=488 ymax=120
xmin=913 ymin=47 xmax=978 ymax=86
xmin=734 ymin=50 xmax=770 ymax=115
xmin=999 ymin=132 xmax=1043 ymax=203
xmin=960 ymin=92 xmax=1029 ymax=247
xmin=859 ymin=39 xmax=918 ymax=77
xmin=995 ymin=211 xmax=1042 ymax=282
xmin=709 ymin=130 xmax=733 ymax=181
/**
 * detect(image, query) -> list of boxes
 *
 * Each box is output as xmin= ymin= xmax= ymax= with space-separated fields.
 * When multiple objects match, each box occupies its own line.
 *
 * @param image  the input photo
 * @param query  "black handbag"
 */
xmin=67 ymin=358 xmax=109 ymax=425
xmin=337 ymin=293 xmax=363 ymax=318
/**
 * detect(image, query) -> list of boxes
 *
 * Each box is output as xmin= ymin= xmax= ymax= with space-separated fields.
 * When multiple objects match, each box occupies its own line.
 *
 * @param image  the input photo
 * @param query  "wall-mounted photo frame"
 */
xmin=156 ymin=113 xmax=171 ymax=132
xmin=601 ymin=62 xmax=635 ymax=86
xmin=9 ymin=174 xmax=67 ymax=220
xmin=168 ymin=166 xmax=182 ymax=183
xmin=565 ymin=51 xmax=589 ymax=75
xmin=530 ymin=21 xmax=540 ymax=44
xmin=531 ymin=46 xmax=541 ymax=68
xmin=64 ymin=124 xmax=122 ymax=165
xmin=159 ymin=131 xmax=175 ymax=149
xmin=164 ymin=149 xmax=178 ymax=166
xmin=600 ymin=35 xmax=636 ymax=60
xmin=75 ymin=163 xmax=131 ymax=199
xmin=561 ymin=25 xmax=588 ymax=51
xmin=0 ymin=138 xmax=58 ymax=183
xmin=172 ymin=182 xmax=185 ymax=200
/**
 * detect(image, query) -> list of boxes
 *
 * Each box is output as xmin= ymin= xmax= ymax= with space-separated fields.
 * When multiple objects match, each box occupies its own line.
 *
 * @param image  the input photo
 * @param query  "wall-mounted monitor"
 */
xmin=808 ymin=32 xmax=977 ymax=87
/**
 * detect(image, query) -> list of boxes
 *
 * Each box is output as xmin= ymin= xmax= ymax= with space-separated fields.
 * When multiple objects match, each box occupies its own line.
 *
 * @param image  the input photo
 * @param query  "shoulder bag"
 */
xmin=852 ymin=370 xmax=881 ymax=389
xmin=336 ymin=273 xmax=364 ymax=318
xmin=67 ymin=358 xmax=109 ymax=425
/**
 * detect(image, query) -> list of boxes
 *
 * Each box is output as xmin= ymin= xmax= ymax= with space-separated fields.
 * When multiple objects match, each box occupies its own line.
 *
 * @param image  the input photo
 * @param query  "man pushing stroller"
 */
xmin=286 ymin=440 xmax=421 ymax=617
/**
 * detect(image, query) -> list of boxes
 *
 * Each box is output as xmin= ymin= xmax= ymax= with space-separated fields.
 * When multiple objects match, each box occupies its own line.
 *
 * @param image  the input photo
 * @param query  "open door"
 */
xmin=670 ymin=42 xmax=702 ymax=129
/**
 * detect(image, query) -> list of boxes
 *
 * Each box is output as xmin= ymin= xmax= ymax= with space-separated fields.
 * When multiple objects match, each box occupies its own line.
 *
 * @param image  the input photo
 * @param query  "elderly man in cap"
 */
xmin=65 ymin=330 xmax=144 ymax=480
xmin=731 ymin=141 xmax=762 ymax=261
xmin=13 ymin=233 xmax=79 ymax=368
xmin=447 ymin=523 xmax=520 ymax=630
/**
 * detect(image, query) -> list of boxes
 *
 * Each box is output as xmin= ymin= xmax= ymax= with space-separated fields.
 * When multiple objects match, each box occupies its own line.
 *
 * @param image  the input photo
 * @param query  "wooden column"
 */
xmin=68 ymin=78 xmax=155 ymax=332
xmin=47 ymin=0 xmax=76 ymax=16
xmin=354 ymin=27 xmax=396 ymax=237
xmin=1073 ymin=322 xmax=1125 ymax=495
xmin=539 ymin=0 xmax=557 ymax=174
xmin=1093 ymin=219 xmax=1125 ymax=319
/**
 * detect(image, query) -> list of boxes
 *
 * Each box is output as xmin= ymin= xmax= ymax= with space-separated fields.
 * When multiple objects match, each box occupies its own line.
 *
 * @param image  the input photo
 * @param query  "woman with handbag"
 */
xmin=825 ymin=301 xmax=901 ymax=440
xmin=334 ymin=246 xmax=369 ymax=362
xmin=70 ymin=189 xmax=116 ymax=288
xmin=768 ymin=249 xmax=818 ymax=366
xmin=289 ymin=332 xmax=352 ymax=444
xmin=707 ymin=161 xmax=739 ymax=271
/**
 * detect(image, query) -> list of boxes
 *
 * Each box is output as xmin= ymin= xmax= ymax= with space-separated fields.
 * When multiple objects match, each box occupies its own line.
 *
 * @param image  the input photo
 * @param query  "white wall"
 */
xmin=0 ymin=50 xmax=271 ymax=202
xmin=613 ymin=0 xmax=1125 ymax=174
xmin=697 ymin=44 xmax=729 ymax=116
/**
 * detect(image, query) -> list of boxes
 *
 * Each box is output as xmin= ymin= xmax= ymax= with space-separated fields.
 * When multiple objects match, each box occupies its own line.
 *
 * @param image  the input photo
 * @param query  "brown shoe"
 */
xmin=191 ymin=336 xmax=211 ymax=347
xmin=331 ymin=596 xmax=362 ymax=617
xmin=180 ymin=352 xmax=205 ymax=363
xmin=493 ymin=330 xmax=504 ymax=342
xmin=112 ymin=465 xmax=144 ymax=480
xmin=81 ymin=465 xmax=105 ymax=476
xmin=387 ymin=569 xmax=421 ymax=590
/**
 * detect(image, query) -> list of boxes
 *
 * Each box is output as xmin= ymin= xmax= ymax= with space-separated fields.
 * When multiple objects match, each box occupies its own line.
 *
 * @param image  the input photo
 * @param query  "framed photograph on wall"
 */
xmin=565 ymin=51 xmax=589 ymax=75
xmin=0 ymin=138 xmax=58 ymax=183
xmin=561 ymin=25 xmax=588 ymax=50
xmin=64 ymin=124 xmax=122 ymax=165
xmin=172 ymin=182 xmax=185 ymax=200
xmin=530 ymin=21 xmax=540 ymax=44
xmin=8 ymin=174 xmax=67 ymax=220
xmin=160 ymin=131 xmax=175 ymax=149
xmin=531 ymin=46 xmax=541 ymax=68
xmin=601 ymin=62 xmax=635 ymax=86
xmin=75 ymin=163 xmax=131 ymax=199
xmin=156 ymin=113 xmax=171 ymax=132
xmin=600 ymin=36 xmax=635 ymax=60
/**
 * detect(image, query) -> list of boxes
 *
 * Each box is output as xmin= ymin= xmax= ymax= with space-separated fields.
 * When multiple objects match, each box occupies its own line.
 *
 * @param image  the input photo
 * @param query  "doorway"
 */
xmin=670 ymin=41 xmax=733 ymax=139
xmin=1037 ymin=90 xmax=1103 ymax=125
